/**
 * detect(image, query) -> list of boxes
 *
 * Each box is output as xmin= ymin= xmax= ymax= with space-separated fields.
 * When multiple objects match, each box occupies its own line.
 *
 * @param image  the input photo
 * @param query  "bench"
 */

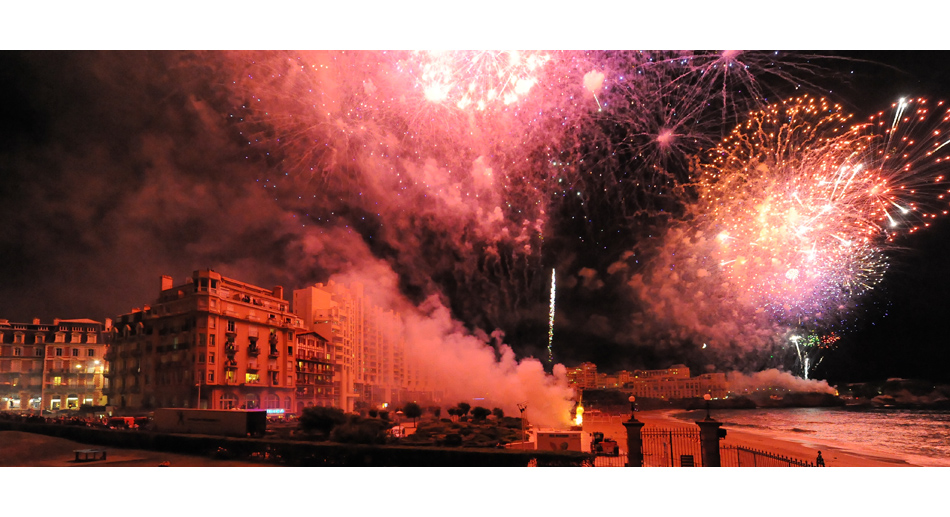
xmin=73 ymin=449 xmax=107 ymax=462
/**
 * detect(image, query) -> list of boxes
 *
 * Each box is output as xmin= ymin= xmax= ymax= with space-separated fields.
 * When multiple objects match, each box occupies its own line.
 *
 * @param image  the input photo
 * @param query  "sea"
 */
xmin=671 ymin=406 xmax=950 ymax=467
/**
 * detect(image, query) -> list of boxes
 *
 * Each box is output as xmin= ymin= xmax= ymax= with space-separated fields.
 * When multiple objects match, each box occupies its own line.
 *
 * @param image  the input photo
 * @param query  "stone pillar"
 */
xmin=622 ymin=418 xmax=645 ymax=467
xmin=696 ymin=418 xmax=723 ymax=467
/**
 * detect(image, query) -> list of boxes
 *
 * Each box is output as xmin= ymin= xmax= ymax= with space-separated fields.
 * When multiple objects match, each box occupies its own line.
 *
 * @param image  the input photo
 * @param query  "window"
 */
xmin=55 ymin=348 xmax=63 ymax=356
xmin=227 ymin=320 xmax=236 ymax=332
xmin=220 ymin=393 xmax=237 ymax=410
xmin=53 ymin=376 xmax=63 ymax=386
xmin=208 ymin=352 xmax=215 ymax=364
xmin=207 ymin=370 xmax=214 ymax=382
xmin=13 ymin=347 xmax=21 ymax=356
xmin=72 ymin=348 xmax=79 ymax=357
xmin=34 ymin=348 xmax=43 ymax=357
xmin=14 ymin=333 xmax=24 ymax=343
xmin=270 ymin=371 xmax=279 ymax=385
xmin=246 ymin=372 xmax=260 ymax=384
xmin=55 ymin=333 xmax=65 ymax=343
xmin=87 ymin=333 xmax=97 ymax=344
xmin=198 ymin=353 xmax=205 ymax=363
xmin=87 ymin=348 xmax=95 ymax=357
xmin=35 ymin=334 xmax=44 ymax=344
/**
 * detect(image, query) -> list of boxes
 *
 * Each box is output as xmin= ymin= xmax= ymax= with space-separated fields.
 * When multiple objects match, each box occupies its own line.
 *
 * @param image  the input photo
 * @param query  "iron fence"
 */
xmin=720 ymin=445 xmax=815 ymax=467
xmin=641 ymin=427 xmax=702 ymax=467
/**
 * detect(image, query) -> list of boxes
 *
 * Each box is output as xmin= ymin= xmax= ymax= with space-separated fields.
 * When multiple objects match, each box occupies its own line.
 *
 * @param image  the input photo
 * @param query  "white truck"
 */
xmin=151 ymin=408 xmax=267 ymax=437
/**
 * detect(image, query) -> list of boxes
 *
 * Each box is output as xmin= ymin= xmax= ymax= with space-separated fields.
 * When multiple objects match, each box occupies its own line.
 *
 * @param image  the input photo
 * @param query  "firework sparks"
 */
xmin=693 ymin=95 xmax=950 ymax=321
xmin=547 ymin=268 xmax=556 ymax=363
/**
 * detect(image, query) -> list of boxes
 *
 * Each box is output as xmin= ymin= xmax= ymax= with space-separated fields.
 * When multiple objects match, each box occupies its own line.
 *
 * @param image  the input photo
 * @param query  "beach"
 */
xmin=581 ymin=409 xmax=917 ymax=467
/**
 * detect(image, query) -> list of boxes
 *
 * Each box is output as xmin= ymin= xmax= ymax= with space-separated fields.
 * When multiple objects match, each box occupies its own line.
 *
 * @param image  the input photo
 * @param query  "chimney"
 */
xmin=273 ymin=286 xmax=284 ymax=300
xmin=32 ymin=318 xmax=40 ymax=325
xmin=161 ymin=275 xmax=174 ymax=291
xmin=105 ymin=318 xmax=113 ymax=330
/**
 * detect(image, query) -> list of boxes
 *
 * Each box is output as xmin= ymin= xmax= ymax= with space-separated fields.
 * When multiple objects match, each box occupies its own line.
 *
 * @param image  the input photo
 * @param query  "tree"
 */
xmin=403 ymin=402 xmax=422 ymax=426
xmin=298 ymin=406 xmax=347 ymax=437
xmin=471 ymin=406 xmax=491 ymax=421
xmin=447 ymin=408 xmax=458 ymax=421
xmin=457 ymin=402 xmax=471 ymax=417
xmin=492 ymin=407 xmax=504 ymax=419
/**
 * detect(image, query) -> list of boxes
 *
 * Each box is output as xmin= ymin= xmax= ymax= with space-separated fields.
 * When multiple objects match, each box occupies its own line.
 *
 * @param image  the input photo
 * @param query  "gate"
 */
xmin=641 ymin=427 xmax=702 ymax=467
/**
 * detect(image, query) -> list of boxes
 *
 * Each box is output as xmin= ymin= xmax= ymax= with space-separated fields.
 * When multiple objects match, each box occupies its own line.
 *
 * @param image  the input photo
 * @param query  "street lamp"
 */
xmin=628 ymin=395 xmax=638 ymax=421
xmin=704 ymin=393 xmax=712 ymax=420
xmin=517 ymin=403 xmax=527 ymax=443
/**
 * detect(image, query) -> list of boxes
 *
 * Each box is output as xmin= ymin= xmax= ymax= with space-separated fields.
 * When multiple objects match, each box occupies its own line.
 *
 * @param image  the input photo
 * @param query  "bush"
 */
xmin=298 ymin=406 xmax=347 ymax=436
xmin=471 ymin=406 xmax=491 ymax=421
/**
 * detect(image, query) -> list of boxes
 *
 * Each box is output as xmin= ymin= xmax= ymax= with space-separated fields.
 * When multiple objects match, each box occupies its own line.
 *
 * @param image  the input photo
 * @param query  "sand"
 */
xmin=581 ymin=409 xmax=916 ymax=467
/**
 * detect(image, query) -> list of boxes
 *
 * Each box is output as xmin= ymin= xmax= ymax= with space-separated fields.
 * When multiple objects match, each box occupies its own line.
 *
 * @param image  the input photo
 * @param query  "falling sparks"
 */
xmin=547 ymin=268 xmax=556 ymax=364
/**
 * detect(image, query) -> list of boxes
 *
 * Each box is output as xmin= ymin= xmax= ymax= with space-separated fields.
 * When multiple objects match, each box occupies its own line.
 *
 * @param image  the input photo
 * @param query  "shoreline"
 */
xmin=581 ymin=409 xmax=923 ymax=467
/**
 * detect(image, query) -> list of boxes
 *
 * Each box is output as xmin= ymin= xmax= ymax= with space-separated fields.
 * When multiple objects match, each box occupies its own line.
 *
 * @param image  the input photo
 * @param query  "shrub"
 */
xmin=298 ymin=406 xmax=347 ymax=436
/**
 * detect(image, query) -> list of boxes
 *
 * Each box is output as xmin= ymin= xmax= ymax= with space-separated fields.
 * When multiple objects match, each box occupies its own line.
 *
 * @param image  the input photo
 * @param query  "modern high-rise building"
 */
xmin=294 ymin=281 xmax=363 ymax=412
xmin=106 ymin=270 xmax=307 ymax=413
xmin=293 ymin=281 xmax=435 ymax=412
xmin=0 ymin=318 xmax=111 ymax=412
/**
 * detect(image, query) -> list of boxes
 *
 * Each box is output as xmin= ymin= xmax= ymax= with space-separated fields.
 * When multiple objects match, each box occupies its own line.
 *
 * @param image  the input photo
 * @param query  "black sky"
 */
xmin=1 ymin=50 xmax=949 ymax=385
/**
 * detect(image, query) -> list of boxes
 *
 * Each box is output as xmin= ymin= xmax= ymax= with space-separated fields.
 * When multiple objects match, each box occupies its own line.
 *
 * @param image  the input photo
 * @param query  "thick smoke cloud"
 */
xmin=0 ymin=51 xmax=576 ymax=424
xmin=727 ymin=369 xmax=836 ymax=395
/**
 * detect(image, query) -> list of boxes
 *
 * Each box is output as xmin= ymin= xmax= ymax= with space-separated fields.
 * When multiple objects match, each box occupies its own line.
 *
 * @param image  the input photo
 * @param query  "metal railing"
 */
xmin=720 ymin=445 xmax=815 ymax=467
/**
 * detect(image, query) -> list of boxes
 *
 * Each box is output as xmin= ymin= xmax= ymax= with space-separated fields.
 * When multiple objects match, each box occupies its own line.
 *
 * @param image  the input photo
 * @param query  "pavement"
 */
xmin=0 ymin=430 xmax=275 ymax=467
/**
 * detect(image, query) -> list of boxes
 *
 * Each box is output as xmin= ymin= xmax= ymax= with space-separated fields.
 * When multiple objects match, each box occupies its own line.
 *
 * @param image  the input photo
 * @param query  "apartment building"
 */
xmin=0 ymin=318 xmax=110 ymax=412
xmin=107 ymin=270 xmax=306 ymax=413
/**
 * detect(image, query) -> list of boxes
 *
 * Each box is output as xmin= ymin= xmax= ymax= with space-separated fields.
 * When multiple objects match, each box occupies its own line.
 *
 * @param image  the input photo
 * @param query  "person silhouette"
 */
xmin=816 ymin=450 xmax=825 ymax=467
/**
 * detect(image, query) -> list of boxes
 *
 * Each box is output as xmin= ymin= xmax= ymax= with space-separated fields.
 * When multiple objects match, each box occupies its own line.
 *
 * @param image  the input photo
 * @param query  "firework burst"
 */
xmin=692 ymin=94 xmax=950 ymax=323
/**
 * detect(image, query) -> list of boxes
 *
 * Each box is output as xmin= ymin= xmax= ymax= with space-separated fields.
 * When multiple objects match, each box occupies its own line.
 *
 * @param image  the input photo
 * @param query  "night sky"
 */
xmin=2 ymin=49 xmax=949 ymax=386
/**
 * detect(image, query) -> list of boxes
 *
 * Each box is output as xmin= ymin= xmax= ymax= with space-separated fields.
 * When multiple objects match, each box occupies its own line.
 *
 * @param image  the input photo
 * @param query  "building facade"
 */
xmin=0 ymin=318 xmax=110 ymax=412
xmin=293 ymin=281 xmax=436 ymax=412
xmin=294 ymin=331 xmax=335 ymax=412
xmin=107 ymin=270 xmax=306 ymax=413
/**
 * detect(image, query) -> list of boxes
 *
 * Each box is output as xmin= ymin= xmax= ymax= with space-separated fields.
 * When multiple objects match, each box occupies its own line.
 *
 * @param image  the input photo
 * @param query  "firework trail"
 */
xmin=547 ymin=268 xmax=556 ymax=363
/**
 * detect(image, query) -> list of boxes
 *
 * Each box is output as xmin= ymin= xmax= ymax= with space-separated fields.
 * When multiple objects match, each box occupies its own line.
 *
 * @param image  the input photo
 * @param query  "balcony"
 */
xmin=225 ymin=344 xmax=238 ymax=355
xmin=247 ymin=345 xmax=260 ymax=357
xmin=224 ymin=360 xmax=238 ymax=369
